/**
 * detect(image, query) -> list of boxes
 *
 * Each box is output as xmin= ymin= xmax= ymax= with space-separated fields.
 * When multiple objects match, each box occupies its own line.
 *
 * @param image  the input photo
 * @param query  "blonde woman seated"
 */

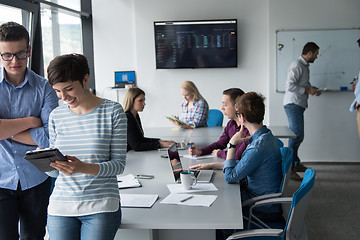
xmin=167 ymin=81 xmax=209 ymax=129
xmin=124 ymin=87 xmax=174 ymax=151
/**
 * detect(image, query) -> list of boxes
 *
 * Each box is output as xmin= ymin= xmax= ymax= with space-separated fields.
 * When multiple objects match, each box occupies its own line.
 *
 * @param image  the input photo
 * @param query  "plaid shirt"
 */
xmin=179 ymin=99 xmax=209 ymax=127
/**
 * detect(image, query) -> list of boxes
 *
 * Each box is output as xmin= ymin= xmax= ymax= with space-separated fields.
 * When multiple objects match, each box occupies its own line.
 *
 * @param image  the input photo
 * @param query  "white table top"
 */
xmin=144 ymin=125 xmax=295 ymax=145
xmin=119 ymin=148 xmax=243 ymax=230
xmin=118 ymin=125 xmax=294 ymax=230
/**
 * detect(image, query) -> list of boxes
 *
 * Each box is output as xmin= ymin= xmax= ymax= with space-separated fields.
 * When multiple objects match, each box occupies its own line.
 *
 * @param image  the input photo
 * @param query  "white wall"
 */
xmin=92 ymin=0 xmax=136 ymax=101
xmin=268 ymin=0 xmax=360 ymax=162
xmin=92 ymin=0 xmax=269 ymax=126
xmin=92 ymin=0 xmax=360 ymax=162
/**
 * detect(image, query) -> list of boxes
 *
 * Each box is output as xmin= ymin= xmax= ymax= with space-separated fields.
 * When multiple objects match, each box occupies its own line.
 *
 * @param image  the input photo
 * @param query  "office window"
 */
xmin=40 ymin=6 xmax=83 ymax=72
xmin=0 ymin=3 xmax=33 ymax=68
xmin=0 ymin=0 xmax=94 ymax=89
xmin=41 ymin=0 xmax=80 ymax=11
xmin=40 ymin=0 xmax=83 ymax=74
xmin=0 ymin=4 xmax=24 ymax=24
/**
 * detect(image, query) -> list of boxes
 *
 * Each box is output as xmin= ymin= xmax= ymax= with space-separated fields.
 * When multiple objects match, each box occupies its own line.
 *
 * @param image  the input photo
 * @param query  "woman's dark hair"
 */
xmin=47 ymin=53 xmax=90 ymax=86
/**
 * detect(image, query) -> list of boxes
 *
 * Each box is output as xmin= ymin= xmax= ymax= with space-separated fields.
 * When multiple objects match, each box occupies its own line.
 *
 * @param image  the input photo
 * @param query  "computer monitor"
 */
xmin=113 ymin=71 xmax=136 ymax=88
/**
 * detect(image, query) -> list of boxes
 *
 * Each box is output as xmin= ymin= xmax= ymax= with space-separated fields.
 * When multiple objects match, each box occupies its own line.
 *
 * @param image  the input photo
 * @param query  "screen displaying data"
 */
xmin=154 ymin=20 xmax=237 ymax=69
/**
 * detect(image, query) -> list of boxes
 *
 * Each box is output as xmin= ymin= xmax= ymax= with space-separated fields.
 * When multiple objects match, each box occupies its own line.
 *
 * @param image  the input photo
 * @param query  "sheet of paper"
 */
xmin=167 ymin=183 xmax=218 ymax=193
xmin=161 ymin=193 xmax=217 ymax=207
xmin=120 ymin=194 xmax=158 ymax=208
xmin=117 ymin=174 xmax=141 ymax=189
xmin=160 ymin=193 xmax=193 ymax=204
xmin=183 ymin=154 xmax=215 ymax=160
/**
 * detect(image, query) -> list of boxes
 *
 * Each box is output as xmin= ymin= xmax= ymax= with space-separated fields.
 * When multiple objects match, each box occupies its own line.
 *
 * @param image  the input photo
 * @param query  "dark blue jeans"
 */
xmin=284 ymin=103 xmax=306 ymax=168
xmin=0 ymin=178 xmax=51 ymax=240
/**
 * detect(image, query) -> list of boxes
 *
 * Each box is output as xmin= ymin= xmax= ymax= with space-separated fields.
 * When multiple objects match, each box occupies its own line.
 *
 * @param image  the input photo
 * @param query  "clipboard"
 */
xmin=24 ymin=148 xmax=67 ymax=172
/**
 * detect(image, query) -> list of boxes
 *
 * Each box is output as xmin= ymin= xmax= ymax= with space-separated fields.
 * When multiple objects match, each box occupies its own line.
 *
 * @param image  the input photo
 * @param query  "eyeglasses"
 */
xmin=0 ymin=51 xmax=28 ymax=61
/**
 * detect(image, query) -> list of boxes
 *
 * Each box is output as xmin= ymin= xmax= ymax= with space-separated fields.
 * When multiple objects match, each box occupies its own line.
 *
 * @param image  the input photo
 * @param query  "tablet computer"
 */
xmin=165 ymin=115 xmax=187 ymax=125
xmin=24 ymin=148 xmax=67 ymax=172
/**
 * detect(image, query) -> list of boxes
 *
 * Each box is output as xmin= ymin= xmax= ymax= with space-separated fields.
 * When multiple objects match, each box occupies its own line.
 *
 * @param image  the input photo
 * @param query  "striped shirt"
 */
xmin=179 ymin=99 xmax=209 ymax=127
xmin=47 ymin=99 xmax=127 ymax=216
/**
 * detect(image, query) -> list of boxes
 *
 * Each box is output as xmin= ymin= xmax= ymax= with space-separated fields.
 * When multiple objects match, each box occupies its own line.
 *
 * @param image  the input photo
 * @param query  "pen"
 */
xmin=180 ymin=195 xmax=193 ymax=202
xmin=189 ymin=142 xmax=193 ymax=157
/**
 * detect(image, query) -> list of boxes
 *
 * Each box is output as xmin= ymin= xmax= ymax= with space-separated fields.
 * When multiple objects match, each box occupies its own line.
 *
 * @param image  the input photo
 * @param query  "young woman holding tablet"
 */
xmin=46 ymin=54 xmax=127 ymax=240
xmin=167 ymin=81 xmax=209 ymax=129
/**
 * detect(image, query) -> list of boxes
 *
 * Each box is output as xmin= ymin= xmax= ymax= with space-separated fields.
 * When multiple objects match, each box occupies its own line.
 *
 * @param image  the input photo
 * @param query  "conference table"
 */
xmin=144 ymin=125 xmax=296 ymax=146
xmin=115 ymin=125 xmax=295 ymax=240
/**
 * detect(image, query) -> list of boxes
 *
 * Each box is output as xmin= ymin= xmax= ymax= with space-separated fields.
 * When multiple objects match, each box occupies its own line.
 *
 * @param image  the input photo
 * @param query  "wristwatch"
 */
xmin=227 ymin=142 xmax=236 ymax=149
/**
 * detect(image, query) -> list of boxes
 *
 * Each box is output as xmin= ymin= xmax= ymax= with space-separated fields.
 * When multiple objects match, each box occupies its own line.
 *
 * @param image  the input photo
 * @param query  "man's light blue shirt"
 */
xmin=0 ymin=67 xmax=58 ymax=190
xmin=349 ymin=71 xmax=360 ymax=112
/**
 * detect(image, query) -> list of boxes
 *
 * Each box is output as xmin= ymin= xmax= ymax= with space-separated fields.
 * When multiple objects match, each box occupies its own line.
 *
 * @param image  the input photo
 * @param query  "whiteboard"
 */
xmin=276 ymin=29 xmax=360 ymax=92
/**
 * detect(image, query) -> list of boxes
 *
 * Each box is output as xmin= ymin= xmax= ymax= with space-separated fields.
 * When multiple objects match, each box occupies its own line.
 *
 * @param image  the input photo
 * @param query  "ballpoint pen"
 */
xmin=180 ymin=195 xmax=193 ymax=202
xmin=189 ymin=142 xmax=193 ymax=157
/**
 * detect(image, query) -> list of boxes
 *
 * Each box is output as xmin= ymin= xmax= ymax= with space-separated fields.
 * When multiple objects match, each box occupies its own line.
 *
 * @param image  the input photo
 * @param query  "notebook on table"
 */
xmin=167 ymin=143 xmax=213 ymax=183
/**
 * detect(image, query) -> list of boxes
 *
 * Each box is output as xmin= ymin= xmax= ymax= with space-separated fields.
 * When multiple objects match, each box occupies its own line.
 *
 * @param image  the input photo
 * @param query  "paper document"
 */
xmin=167 ymin=183 xmax=218 ymax=193
xmin=117 ymin=174 xmax=141 ymax=189
xmin=120 ymin=194 xmax=158 ymax=208
xmin=183 ymin=154 xmax=215 ymax=160
xmin=161 ymin=193 xmax=217 ymax=207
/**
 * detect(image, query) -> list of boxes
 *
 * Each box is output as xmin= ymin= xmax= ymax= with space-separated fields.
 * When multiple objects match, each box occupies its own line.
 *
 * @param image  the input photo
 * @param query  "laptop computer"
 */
xmin=112 ymin=71 xmax=136 ymax=88
xmin=167 ymin=143 xmax=213 ymax=183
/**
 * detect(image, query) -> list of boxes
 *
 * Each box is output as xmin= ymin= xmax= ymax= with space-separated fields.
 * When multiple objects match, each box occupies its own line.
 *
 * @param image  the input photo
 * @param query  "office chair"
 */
xmin=207 ymin=109 xmax=223 ymax=127
xmin=242 ymin=147 xmax=293 ymax=208
xmin=227 ymin=168 xmax=315 ymax=240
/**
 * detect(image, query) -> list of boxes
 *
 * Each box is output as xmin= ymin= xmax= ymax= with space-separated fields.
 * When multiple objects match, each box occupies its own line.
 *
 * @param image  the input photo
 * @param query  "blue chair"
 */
xmin=242 ymin=147 xmax=293 ymax=208
xmin=207 ymin=109 xmax=223 ymax=127
xmin=227 ymin=169 xmax=316 ymax=240
xmin=276 ymin=138 xmax=284 ymax=147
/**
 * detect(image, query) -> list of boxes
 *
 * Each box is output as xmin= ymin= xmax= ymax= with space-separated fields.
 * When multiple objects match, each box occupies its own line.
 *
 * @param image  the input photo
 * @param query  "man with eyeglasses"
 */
xmin=0 ymin=22 xmax=58 ymax=239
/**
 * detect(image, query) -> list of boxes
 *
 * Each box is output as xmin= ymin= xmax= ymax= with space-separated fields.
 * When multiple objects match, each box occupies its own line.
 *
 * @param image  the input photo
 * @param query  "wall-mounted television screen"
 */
xmin=154 ymin=19 xmax=237 ymax=69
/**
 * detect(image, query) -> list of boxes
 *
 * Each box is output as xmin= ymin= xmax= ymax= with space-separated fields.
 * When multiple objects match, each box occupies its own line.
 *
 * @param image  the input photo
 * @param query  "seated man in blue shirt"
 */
xmin=222 ymin=92 xmax=283 ymax=230
xmin=0 ymin=22 xmax=58 ymax=239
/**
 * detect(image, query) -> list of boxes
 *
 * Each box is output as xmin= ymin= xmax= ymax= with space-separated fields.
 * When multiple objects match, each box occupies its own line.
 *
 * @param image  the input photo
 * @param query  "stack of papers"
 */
xmin=167 ymin=183 xmax=218 ymax=193
xmin=161 ymin=193 xmax=217 ymax=207
xmin=120 ymin=194 xmax=158 ymax=208
xmin=117 ymin=174 xmax=141 ymax=189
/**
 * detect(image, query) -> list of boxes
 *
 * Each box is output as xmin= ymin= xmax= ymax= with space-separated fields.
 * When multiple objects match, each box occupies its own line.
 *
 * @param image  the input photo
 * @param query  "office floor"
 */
xmin=288 ymin=163 xmax=360 ymax=240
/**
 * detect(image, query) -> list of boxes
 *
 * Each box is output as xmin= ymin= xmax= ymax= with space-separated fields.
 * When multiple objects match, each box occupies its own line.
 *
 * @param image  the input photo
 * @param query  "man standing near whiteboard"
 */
xmin=283 ymin=42 xmax=322 ymax=180
xmin=349 ymin=38 xmax=360 ymax=137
